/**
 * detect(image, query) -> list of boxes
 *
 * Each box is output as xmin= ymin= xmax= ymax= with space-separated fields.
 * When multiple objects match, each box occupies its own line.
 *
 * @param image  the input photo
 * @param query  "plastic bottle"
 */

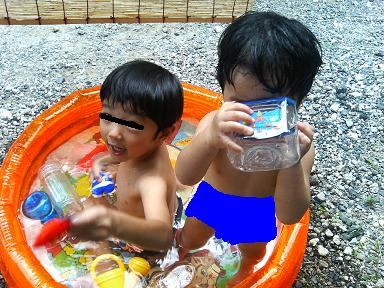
xmin=39 ymin=161 xmax=83 ymax=217
xmin=21 ymin=191 xmax=60 ymax=223
xmin=227 ymin=97 xmax=300 ymax=171
xmin=157 ymin=264 xmax=195 ymax=288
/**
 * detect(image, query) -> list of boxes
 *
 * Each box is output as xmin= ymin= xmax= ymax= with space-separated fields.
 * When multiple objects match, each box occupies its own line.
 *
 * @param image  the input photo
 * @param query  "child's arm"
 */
xmin=175 ymin=113 xmax=218 ymax=185
xmin=274 ymin=122 xmax=315 ymax=224
xmin=91 ymin=152 xmax=119 ymax=181
xmin=70 ymin=176 xmax=173 ymax=252
xmin=176 ymin=102 xmax=254 ymax=185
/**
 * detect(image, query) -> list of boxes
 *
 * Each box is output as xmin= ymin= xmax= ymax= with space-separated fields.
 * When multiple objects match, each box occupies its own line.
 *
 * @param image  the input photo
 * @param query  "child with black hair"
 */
xmin=175 ymin=11 xmax=322 ymax=285
xmin=70 ymin=60 xmax=184 ymax=252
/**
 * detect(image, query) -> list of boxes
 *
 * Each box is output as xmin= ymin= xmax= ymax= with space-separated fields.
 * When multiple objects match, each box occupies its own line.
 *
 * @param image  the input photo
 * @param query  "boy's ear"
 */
xmin=158 ymin=122 xmax=177 ymax=142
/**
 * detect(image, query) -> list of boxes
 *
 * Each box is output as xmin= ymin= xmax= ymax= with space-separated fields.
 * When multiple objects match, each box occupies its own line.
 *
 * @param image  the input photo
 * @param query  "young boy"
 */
xmin=175 ymin=11 xmax=322 ymax=285
xmin=70 ymin=60 xmax=184 ymax=252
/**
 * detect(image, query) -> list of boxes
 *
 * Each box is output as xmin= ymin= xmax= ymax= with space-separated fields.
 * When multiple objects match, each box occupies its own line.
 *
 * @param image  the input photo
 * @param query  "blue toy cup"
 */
xmin=22 ymin=191 xmax=60 ymax=223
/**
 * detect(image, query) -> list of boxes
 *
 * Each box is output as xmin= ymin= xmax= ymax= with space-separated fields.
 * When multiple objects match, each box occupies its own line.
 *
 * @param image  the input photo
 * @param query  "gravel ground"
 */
xmin=1 ymin=0 xmax=383 ymax=287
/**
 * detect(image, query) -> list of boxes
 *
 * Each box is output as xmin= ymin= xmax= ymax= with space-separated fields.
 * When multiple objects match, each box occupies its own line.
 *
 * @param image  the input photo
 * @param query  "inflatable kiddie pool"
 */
xmin=0 ymin=83 xmax=309 ymax=288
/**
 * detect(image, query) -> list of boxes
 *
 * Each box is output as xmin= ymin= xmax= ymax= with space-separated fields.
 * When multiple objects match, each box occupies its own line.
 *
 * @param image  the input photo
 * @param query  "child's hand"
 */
xmin=91 ymin=157 xmax=117 ymax=183
xmin=207 ymin=102 xmax=254 ymax=152
xmin=90 ymin=157 xmax=107 ymax=181
xmin=297 ymin=122 xmax=315 ymax=158
xmin=70 ymin=205 xmax=114 ymax=241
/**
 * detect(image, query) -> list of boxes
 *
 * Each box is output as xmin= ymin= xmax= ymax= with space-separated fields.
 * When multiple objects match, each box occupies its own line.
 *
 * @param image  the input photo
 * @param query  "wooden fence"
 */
xmin=1 ymin=0 xmax=253 ymax=24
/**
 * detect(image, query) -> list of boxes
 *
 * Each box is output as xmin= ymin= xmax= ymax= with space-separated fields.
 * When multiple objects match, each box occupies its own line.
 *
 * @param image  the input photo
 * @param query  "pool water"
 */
xmin=19 ymin=119 xmax=278 ymax=288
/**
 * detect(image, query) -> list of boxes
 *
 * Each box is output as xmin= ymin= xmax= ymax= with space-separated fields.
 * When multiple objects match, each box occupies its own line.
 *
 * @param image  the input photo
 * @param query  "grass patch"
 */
xmin=316 ymin=204 xmax=329 ymax=216
xmin=361 ymin=240 xmax=383 ymax=284
xmin=365 ymin=195 xmax=378 ymax=207
xmin=364 ymin=157 xmax=380 ymax=171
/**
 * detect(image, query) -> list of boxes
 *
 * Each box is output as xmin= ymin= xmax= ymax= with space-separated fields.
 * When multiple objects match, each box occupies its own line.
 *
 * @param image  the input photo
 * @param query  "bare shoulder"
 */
xmin=138 ymin=146 xmax=174 ymax=183
xmin=135 ymin=166 xmax=168 ymax=197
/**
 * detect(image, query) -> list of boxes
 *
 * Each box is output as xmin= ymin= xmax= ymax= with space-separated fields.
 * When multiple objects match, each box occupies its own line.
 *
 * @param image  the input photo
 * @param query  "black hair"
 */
xmin=100 ymin=60 xmax=184 ymax=134
xmin=217 ymin=11 xmax=322 ymax=105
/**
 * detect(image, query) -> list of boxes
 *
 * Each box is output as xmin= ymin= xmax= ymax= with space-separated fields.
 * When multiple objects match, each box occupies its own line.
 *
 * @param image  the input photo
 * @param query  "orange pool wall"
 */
xmin=0 ymin=83 xmax=309 ymax=288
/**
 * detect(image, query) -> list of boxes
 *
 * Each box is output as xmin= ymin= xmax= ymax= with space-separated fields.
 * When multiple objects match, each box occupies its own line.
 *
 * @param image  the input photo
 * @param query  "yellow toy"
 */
xmin=125 ymin=257 xmax=151 ymax=288
xmin=90 ymin=254 xmax=126 ymax=288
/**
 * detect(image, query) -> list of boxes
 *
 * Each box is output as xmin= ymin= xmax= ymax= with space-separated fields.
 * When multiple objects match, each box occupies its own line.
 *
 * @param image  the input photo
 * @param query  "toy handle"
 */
xmin=90 ymin=254 xmax=125 ymax=279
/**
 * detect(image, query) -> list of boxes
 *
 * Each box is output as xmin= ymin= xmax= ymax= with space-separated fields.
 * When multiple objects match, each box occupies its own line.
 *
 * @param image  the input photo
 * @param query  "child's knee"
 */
xmin=239 ymin=242 xmax=267 ymax=260
xmin=175 ymin=229 xmax=209 ymax=250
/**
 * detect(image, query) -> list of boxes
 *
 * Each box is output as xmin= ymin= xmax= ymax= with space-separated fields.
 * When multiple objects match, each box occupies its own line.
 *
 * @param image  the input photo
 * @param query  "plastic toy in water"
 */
xmin=227 ymin=97 xmax=301 ymax=172
xmin=91 ymin=172 xmax=116 ymax=198
xmin=0 ymin=84 xmax=309 ymax=288
xmin=128 ymin=257 xmax=151 ymax=277
xmin=90 ymin=254 xmax=126 ymax=288
xmin=77 ymin=143 xmax=107 ymax=169
xmin=125 ymin=257 xmax=151 ymax=288
xmin=40 ymin=162 xmax=83 ymax=217
xmin=22 ymin=191 xmax=60 ymax=224
xmin=157 ymin=264 xmax=195 ymax=288
xmin=33 ymin=218 xmax=71 ymax=247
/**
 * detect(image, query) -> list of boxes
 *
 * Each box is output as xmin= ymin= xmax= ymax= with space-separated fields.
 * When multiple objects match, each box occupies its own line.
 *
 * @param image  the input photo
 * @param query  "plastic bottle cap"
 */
xmin=39 ymin=161 xmax=63 ymax=179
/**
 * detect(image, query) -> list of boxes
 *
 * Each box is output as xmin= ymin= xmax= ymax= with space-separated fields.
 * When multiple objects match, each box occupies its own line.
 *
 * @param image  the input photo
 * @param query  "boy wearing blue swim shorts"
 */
xmin=175 ymin=12 xmax=322 ymax=286
xmin=70 ymin=60 xmax=184 ymax=252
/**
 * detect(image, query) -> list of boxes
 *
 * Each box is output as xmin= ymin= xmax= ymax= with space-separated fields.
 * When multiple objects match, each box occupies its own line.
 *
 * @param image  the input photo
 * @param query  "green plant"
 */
xmin=365 ymin=195 xmax=378 ymax=207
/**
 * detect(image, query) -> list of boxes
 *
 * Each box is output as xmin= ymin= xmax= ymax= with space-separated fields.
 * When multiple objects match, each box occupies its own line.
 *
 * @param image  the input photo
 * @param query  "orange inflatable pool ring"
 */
xmin=0 ymin=83 xmax=309 ymax=287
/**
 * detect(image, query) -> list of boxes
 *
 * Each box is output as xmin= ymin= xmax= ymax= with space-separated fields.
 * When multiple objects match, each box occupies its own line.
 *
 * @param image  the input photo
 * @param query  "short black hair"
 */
xmin=217 ymin=11 xmax=322 ymax=105
xmin=100 ymin=60 xmax=184 ymax=133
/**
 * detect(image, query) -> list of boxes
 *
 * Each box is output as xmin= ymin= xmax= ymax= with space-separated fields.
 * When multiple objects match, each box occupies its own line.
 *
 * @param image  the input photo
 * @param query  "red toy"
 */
xmin=33 ymin=218 xmax=71 ymax=247
xmin=77 ymin=143 xmax=108 ymax=169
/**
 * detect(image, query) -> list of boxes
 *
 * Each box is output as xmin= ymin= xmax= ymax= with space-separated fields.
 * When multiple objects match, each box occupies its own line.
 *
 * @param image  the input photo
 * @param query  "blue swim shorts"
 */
xmin=185 ymin=181 xmax=277 ymax=244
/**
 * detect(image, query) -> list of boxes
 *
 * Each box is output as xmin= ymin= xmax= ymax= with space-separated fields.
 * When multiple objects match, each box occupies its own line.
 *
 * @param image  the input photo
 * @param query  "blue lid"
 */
xmin=240 ymin=96 xmax=296 ymax=107
xmin=22 ymin=191 xmax=53 ymax=220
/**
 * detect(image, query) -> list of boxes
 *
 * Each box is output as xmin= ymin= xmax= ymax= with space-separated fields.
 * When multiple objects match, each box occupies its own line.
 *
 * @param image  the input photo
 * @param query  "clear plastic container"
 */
xmin=39 ymin=161 xmax=83 ymax=217
xmin=227 ymin=97 xmax=300 ymax=171
xmin=156 ymin=264 xmax=195 ymax=288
